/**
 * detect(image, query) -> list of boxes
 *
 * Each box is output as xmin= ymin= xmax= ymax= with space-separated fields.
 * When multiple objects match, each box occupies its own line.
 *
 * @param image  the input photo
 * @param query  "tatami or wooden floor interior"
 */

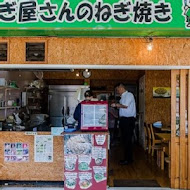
xmin=108 ymin=141 xmax=170 ymax=188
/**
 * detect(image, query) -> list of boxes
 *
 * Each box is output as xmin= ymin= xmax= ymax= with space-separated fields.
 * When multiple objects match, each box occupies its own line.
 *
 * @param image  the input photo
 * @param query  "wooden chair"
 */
xmin=160 ymin=142 xmax=171 ymax=178
xmin=144 ymin=124 xmax=148 ymax=151
xmin=164 ymin=141 xmax=171 ymax=178
xmin=160 ymin=143 xmax=169 ymax=170
xmin=145 ymin=123 xmax=152 ymax=154
xmin=149 ymin=124 xmax=162 ymax=157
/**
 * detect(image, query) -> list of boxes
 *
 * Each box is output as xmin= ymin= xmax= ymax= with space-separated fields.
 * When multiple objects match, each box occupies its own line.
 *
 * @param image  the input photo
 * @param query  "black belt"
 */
xmin=120 ymin=116 xmax=135 ymax=119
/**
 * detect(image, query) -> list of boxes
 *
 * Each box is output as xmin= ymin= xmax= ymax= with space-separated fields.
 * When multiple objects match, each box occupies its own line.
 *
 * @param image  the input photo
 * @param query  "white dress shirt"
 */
xmin=119 ymin=91 xmax=136 ymax=118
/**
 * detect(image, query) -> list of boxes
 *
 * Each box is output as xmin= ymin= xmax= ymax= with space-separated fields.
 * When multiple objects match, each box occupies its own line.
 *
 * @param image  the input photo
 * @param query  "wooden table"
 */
xmin=160 ymin=127 xmax=171 ymax=132
xmin=153 ymin=126 xmax=171 ymax=132
xmin=155 ymin=133 xmax=171 ymax=142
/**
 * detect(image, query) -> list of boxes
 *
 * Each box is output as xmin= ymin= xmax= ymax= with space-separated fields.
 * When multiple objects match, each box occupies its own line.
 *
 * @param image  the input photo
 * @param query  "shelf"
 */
xmin=0 ymin=86 xmax=20 ymax=90
xmin=0 ymin=87 xmax=21 ymax=120
xmin=0 ymin=106 xmax=20 ymax=109
xmin=25 ymin=87 xmax=41 ymax=90
xmin=28 ymin=106 xmax=41 ymax=110
xmin=28 ymin=96 xmax=42 ymax=99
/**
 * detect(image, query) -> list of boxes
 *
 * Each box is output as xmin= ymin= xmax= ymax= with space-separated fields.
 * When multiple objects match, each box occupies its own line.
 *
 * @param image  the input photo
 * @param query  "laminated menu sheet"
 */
xmin=34 ymin=135 xmax=53 ymax=162
xmin=64 ymin=133 xmax=107 ymax=190
xmin=81 ymin=101 xmax=108 ymax=131
xmin=4 ymin=142 xmax=29 ymax=162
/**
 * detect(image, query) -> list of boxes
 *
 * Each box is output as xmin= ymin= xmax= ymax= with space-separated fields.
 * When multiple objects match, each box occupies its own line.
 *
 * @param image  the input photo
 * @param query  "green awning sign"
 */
xmin=0 ymin=0 xmax=189 ymax=37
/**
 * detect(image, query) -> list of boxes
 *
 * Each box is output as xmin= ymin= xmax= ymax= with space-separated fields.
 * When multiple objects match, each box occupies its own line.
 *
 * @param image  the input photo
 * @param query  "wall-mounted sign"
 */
xmin=0 ymin=0 xmax=189 ymax=37
xmin=153 ymin=87 xmax=171 ymax=98
xmin=0 ymin=0 xmax=173 ymax=24
xmin=64 ymin=134 xmax=108 ymax=190
xmin=34 ymin=135 xmax=53 ymax=162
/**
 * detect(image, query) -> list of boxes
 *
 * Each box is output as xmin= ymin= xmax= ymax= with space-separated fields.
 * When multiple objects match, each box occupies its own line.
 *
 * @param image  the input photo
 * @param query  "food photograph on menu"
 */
xmin=64 ymin=134 xmax=92 ymax=156
xmin=64 ymin=134 xmax=107 ymax=190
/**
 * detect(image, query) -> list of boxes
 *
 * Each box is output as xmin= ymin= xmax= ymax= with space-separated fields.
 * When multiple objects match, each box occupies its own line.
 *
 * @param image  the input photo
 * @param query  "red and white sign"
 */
xmin=64 ymin=133 xmax=108 ymax=190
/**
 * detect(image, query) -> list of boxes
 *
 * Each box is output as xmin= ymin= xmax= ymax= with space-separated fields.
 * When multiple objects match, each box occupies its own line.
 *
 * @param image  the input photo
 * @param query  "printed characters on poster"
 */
xmin=34 ymin=135 xmax=53 ymax=162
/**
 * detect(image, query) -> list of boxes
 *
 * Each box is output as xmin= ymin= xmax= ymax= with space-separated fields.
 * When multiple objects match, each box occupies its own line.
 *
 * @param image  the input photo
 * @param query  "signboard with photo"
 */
xmin=153 ymin=87 xmax=171 ymax=98
xmin=64 ymin=133 xmax=108 ymax=190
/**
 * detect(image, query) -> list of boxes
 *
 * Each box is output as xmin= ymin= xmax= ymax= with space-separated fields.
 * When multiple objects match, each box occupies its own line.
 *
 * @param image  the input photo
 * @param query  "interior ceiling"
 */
xmin=4 ymin=69 xmax=145 ymax=83
xmin=42 ymin=69 xmax=145 ymax=82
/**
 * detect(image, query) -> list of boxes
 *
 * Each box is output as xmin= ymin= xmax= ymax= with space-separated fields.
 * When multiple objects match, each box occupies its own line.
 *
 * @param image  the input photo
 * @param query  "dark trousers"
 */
xmin=119 ymin=117 xmax=135 ymax=162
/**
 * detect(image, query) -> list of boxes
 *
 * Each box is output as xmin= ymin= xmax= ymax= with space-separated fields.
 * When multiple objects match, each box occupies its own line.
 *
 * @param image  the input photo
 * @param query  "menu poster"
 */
xmin=81 ymin=101 xmax=108 ymax=131
xmin=64 ymin=134 xmax=107 ymax=190
xmin=34 ymin=135 xmax=53 ymax=162
xmin=4 ymin=143 xmax=29 ymax=162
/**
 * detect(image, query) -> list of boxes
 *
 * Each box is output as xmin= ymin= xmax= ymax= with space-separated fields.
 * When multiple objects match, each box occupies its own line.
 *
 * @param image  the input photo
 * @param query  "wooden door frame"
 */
xmin=171 ymin=70 xmax=189 ymax=189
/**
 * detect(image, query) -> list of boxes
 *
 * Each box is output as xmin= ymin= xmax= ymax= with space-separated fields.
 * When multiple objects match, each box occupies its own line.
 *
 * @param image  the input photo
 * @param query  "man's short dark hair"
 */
xmin=84 ymin=90 xmax=93 ymax=97
xmin=116 ymin=83 xmax=126 ymax=90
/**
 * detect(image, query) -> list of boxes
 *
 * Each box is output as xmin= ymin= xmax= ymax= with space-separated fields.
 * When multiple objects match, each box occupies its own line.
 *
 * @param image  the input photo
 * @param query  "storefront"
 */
xmin=0 ymin=0 xmax=190 ymax=189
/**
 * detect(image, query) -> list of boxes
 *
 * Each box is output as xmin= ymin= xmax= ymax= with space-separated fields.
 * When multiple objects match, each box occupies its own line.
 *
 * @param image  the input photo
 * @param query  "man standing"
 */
xmin=111 ymin=83 xmax=136 ymax=165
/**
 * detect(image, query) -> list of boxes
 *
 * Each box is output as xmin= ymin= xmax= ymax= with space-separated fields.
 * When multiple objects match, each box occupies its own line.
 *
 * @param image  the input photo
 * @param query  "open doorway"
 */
xmin=0 ymin=69 xmax=171 ymax=188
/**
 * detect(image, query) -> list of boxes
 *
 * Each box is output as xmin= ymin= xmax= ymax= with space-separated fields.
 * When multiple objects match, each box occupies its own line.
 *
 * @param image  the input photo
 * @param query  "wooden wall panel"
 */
xmin=1 ymin=37 xmax=190 ymax=66
xmin=9 ymin=38 xmax=26 ymax=64
xmin=0 ymin=132 xmax=64 ymax=181
xmin=188 ymin=70 xmax=190 ymax=189
xmin=179 ymin=70 xmax=187 ymax=189
xmin=171 ymin=70 xmax=190 ymax=189
xmin=145 ymin=70 xmax=171 ymax=127
xmin=47 ymin=38 xmax=190 ymax=66
xmin=171 ymin=70 xmax=178 ymax=188
xmin=174 ymin=141 xmax=180 ymax=188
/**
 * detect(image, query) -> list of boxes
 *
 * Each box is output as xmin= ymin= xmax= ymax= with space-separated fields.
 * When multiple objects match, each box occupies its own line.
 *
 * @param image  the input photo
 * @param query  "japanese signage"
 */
xmin=81 ymin=101 xmax=108 ymax=131
xmin=64 ymin=134 xmax=108 ymax=190
xmin=34 ymin=135 xmax=53 ymax=162
xmin=0 ymin=0 xmax=189 ymax=36
xmin=0 ymin=0 xmax=172 ymax=24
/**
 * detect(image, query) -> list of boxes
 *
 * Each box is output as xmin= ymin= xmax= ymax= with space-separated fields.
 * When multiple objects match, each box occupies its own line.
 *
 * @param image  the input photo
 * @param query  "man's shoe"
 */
xmin=119 ymin=160 xmax=134 ymax=165
xmin=119 ymin=160 xmax=129 ymax=165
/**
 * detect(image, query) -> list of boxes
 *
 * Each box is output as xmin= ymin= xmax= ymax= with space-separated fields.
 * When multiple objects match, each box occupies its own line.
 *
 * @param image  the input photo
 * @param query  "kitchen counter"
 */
xmin=0 ymin=131 xmax=64 ymax=181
